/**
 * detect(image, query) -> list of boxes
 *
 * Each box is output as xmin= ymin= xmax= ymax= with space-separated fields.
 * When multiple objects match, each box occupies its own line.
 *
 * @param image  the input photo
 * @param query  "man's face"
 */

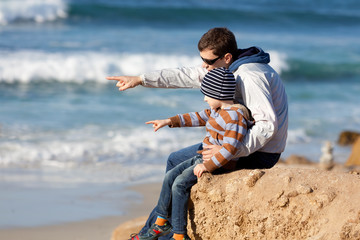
xmin=200 ymin=49 xmax=227 ymax=71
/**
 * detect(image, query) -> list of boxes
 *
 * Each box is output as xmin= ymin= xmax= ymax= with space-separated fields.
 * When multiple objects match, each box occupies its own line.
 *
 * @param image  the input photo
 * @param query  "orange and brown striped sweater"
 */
xmin=169 ymin=104 xmax=253 ymax=172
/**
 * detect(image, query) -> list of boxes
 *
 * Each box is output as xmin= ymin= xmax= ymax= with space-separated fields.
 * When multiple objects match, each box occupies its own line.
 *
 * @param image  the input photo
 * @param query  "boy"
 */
xmin=138 ymin=67 xmax=253 ymax=240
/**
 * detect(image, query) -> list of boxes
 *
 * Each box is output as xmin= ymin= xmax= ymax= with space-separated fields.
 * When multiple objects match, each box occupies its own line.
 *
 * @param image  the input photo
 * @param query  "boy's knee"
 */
xmin=171 ymin=180 xmax=183 ymax=196
xmin=172 ymin=175 xmax=191 ymax=196
xmin=163 ymin=170 xmax=174 ymax=183
xmin=166 ymin=143 xmax=202 ymax=172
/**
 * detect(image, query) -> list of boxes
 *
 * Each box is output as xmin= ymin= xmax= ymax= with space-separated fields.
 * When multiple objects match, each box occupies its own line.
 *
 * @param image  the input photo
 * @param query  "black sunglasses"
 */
xmin=201 ymin=55 xmax=224 ymax=65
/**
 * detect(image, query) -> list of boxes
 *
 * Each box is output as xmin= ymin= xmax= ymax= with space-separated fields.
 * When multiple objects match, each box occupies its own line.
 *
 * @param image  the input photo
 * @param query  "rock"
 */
xmin=345 ymin=137 xmax=360 ymax=167
xmin=340 ymin=211 xmax=360 ymax=240
xmin=338 ymin=130 xmax=360 ymax=146
xmin=284 ymin=154 xmax=314 ymax=165
xmin=243 ymin=169 xmax=265 ymax=187
xmin=296 ymin=184 xmax=313 ymax=195
xmin=187 ymin=167 xmax=360 ymax=240
xmin=111 ymin=216 xmax=148 ymax=240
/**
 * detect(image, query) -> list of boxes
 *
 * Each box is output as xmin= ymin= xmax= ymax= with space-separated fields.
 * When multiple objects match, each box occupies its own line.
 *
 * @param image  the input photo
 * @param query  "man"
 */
xmin=107 ymin=27 xmax=288 ymax=240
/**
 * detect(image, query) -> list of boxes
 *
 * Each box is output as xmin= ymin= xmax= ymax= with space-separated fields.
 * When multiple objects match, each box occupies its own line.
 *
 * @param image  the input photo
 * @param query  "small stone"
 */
xmin=278 ymin=196 xmax=289 ymax=207
xmin=287 ymin=190 xmax=299 ymax=198
xmin=297 ymin=184 xmax=313 ymax=194
xmin=244 ymin=169 xmax=265 ymax=187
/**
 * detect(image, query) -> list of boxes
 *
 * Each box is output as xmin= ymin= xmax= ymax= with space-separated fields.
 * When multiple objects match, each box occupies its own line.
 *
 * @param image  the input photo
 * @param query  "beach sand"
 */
xmin=0 ymin=182 xmax=161 ymax=240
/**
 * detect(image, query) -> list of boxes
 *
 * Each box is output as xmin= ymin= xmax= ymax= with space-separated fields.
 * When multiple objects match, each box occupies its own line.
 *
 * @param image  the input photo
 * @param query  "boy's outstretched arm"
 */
xmin=146 ymin=119 xmax=171 ymax=132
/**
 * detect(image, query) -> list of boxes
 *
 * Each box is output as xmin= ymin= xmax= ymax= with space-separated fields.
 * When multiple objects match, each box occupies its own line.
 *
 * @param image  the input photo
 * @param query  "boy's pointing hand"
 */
xmin=146 ymin=119 xmax=171 ymax=132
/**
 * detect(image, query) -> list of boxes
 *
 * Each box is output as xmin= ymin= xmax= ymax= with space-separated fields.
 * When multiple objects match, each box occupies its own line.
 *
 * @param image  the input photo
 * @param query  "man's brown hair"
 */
xmin=198 ymin=27 xmax=238 ymax=58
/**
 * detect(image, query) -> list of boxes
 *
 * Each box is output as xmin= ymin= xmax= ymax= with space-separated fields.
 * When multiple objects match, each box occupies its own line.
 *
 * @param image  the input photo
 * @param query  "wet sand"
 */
xmin=0 ymin=182 xmax=161 ymax=240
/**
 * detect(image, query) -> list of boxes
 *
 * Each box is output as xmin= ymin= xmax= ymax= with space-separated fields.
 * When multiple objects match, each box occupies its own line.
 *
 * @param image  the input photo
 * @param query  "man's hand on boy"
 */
xmin=146 ymin=119 xmax=171 ymax=132
xmin=201 ymin=145 xmax=221 ymax=162
xmin=194 ymin=163 xmax=208 ymax=178
xmin=106 ymin=75 xmax=142 ymax=91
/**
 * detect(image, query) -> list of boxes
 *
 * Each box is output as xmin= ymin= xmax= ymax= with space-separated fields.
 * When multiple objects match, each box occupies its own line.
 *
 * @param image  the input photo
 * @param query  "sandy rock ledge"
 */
xmin=187 ymin=167 xmax=360 ymax=240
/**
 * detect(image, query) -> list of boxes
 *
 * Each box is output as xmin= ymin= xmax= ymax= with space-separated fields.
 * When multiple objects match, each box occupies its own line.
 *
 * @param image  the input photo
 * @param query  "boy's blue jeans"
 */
xmin=155 ymin=155 xmax=202 ymax=234
xmin=140 ymin=143 xmax=202 ymax=239
xmin=140 ymin=143 xmax=280 ymax=239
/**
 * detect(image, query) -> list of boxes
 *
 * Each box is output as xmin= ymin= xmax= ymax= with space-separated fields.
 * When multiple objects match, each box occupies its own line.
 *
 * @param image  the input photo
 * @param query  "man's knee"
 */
xmin=166 ymin=143 xmax=202 ymax=172
xmin=166 ymin=151 xmax=179 ymax=172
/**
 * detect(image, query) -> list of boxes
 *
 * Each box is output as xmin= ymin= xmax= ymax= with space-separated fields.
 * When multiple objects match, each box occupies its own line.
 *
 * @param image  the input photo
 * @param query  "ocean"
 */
xmin=0 ymin=0 xmax=359 ymax=228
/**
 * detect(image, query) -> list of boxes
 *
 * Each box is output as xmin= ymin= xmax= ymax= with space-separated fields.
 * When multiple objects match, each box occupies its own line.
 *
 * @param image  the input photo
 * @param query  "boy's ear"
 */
xmin=224 ymin=53 xmax=233 ymax=64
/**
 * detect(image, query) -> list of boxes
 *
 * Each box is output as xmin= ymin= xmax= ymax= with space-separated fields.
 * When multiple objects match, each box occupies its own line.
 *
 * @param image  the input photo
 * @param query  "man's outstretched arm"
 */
xmin=107 ymin=66 xmax=207 ymax=91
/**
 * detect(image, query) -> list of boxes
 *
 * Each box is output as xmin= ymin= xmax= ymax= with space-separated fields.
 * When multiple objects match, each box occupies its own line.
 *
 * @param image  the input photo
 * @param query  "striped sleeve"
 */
xmin=170 ymin=109 xmax=211 ymax=128
xmin=203 ymin=109 xmax=248 ymax=172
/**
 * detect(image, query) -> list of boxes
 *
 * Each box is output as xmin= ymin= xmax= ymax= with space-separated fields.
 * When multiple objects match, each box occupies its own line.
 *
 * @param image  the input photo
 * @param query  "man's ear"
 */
xmin=224 ymin=53 xmax=233 ymax=64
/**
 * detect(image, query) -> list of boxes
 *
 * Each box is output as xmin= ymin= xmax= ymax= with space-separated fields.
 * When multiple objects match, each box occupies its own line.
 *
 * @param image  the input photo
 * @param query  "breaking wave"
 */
xmin=0 ymin=0 xmax=67 ymax=25
xmin=0 ymin=50 xmax=289 ymax=83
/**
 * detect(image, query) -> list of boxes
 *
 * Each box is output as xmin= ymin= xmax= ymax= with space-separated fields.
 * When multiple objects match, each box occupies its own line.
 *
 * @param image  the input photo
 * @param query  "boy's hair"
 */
xmin=198 ymin=27 xmax=238 ymax=58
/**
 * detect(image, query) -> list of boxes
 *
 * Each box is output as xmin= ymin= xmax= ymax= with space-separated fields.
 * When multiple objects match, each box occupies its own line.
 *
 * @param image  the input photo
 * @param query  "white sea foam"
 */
xmin=286 ymin=128 xmax=312 ymax=144
xmin=268 ymin=50 xmax=289 ymax=73
xmin=0 ymin=50 xmax=288 ymax=83
xmin=0 ymin=125 xmax=203 ymax=183
xmin=0 ymin=122 xmax=319 ymax=184
xmin=0 ymin=50 xmax=202 ymax=83
xmin=0 ymin=0 xmax=67 ymax=25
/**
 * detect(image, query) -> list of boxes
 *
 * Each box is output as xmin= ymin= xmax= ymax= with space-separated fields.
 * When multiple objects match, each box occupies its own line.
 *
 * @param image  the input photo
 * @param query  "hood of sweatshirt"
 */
xmin=228 ymin=46 xmax=270 ymax=72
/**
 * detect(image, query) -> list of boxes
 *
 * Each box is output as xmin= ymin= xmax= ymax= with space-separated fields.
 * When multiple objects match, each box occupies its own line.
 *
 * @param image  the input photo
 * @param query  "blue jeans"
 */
xmin=140 ymin=143 xmax=280 ymax=239
xmin=156 ymin=155 xmax=202 ymax=234
xmin=140 ymin=143 xmax=202 ymax=239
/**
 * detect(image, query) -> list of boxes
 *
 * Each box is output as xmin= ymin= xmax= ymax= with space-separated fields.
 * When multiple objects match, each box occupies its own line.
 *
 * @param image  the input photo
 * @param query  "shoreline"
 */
xmin=0 ymin=182 xmax=161 ymax=240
